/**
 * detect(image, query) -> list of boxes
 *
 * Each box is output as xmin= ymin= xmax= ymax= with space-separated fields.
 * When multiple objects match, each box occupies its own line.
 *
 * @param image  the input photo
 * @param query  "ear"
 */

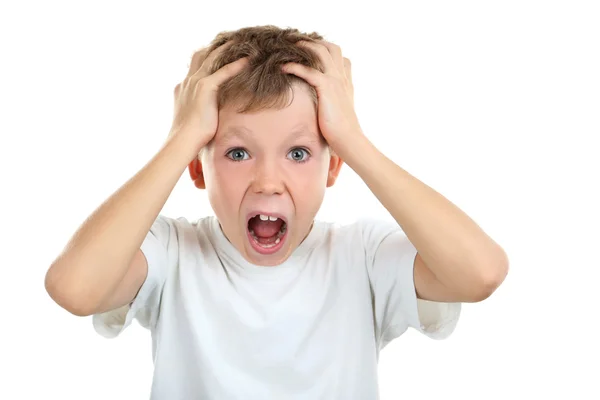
xmin=326 ymin=150 xmax=344 ymax=187
xmin=188 ymin=156 xmax=206 ymax=189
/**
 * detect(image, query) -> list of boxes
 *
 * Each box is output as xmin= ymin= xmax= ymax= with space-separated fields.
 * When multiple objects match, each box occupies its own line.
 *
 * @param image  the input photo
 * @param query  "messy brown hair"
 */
xmin=205 ymin=25 xmax=325 ymax=113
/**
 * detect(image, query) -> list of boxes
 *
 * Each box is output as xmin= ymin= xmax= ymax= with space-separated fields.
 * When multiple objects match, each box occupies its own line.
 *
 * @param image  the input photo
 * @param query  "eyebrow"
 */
xmin=220 ymin=124 xmax=321 ymax=142
xmin=220 ymin=125 xmax=253 ymax=141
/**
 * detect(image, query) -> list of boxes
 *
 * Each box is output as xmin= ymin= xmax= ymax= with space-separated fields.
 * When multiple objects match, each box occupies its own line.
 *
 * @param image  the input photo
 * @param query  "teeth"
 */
xmin=258 ymin=214 xmax=280 ymax=222
xmin=249 ymin=227 xmax=285 ymax=248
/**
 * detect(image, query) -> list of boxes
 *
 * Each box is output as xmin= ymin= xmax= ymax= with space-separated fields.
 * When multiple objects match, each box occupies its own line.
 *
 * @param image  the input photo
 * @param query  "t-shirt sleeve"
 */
xmin=92 ymin=215 xmax=178 ymax=338
xmin=361 ymin=219 xmax=461 ymax=348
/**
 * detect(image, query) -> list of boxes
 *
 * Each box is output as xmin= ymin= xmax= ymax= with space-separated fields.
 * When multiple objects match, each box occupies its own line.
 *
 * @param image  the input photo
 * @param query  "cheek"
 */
xmin=294 ymin=155 xmax=330 ymax=187
xmin=206 ymin=160 xmax=247 ymax=213
xmin=286 ymin=158 xmax=328 ymax=203
xmin=294 ymin=167 xmax=327 ymax=192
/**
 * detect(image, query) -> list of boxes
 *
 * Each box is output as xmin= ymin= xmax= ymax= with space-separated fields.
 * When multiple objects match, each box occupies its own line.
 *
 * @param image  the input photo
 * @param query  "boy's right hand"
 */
xmin=168 ymin=42 xmax=248 ymax=158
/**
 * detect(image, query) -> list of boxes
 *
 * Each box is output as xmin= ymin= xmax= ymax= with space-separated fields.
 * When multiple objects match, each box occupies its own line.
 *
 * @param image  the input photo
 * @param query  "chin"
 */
xmin=243 ymin=250 xmax=292 ymax=267
xmin=242 ymin=229 xmax=294 ymax=267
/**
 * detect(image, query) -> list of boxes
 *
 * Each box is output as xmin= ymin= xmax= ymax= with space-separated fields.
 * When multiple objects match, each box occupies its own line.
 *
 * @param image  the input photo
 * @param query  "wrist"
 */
xmin=162 ymin=133 xmax=205 ymax=164
xmin=330 ymin=131 xmax=374 ymax=168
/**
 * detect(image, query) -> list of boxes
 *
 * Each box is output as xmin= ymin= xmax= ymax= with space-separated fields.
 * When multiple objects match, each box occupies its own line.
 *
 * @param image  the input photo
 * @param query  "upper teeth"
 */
xmin=259 ymin=214 xmax=279 ymax=221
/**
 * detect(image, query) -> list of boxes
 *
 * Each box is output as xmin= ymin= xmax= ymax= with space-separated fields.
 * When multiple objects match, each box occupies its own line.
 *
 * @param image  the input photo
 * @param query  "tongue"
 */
xmin=249 ymin=217 xmax=283 ymax=238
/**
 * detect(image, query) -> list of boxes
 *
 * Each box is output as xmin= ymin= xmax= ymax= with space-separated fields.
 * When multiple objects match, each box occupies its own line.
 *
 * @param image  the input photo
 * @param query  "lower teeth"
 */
xmin=249 ymin=225 xmax=285 ymax=248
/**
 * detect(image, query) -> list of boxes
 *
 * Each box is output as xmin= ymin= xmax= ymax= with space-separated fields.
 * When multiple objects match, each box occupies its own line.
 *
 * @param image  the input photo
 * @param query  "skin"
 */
xmin=192 ymin=82 xmax=343 ymax=267
xmin=44 ymin=42 xmax=252 ymax=316
xmin=192 ymin=39 xmax=508 ymax=303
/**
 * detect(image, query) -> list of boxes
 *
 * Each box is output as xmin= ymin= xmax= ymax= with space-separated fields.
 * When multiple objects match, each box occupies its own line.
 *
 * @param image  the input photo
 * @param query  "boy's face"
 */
xmin=198 ymin=83 xmax=343 ymax=266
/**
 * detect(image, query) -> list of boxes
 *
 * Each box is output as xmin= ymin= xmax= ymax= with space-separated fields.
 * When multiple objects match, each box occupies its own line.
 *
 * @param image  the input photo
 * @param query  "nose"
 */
xmin=251 ymin=159 xmax=284 ymax=195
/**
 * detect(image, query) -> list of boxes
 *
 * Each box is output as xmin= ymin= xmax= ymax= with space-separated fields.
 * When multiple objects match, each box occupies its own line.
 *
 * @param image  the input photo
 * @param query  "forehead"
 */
xmin=216 ymin=84 xmax=319 ymax=142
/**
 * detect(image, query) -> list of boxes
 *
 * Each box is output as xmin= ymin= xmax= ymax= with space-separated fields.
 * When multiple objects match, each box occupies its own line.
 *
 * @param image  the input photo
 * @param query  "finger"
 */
xmin=343 ymin=57 xmax=352 ymax=82
xmin=319 ymin=40 xmax=345 ymax=73
xmin=193 ymin=41 xmax=236 ymax=79
xmin=296 ymin=40 xmax=337 ymax=74
xmin=344 ymin=58 xmax=355 ymax=104
xmin=206 ymin=57 xmax=249 ymax=87
xmin=281 ymin=62 xmax=324 ymax=89
xmin=186 ymin=48 xmax=209 ymax=78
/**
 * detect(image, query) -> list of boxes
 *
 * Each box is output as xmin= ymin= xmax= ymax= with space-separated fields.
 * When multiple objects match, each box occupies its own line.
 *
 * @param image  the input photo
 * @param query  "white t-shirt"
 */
xmin=93 ymin=215 xmax=461 ymax=399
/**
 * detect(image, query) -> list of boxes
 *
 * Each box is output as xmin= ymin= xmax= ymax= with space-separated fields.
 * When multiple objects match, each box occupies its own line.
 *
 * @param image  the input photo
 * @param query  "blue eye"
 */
xmin=226 ymin=148 xmax=249 ymax=162
xmin=287 ymin=148 xmax=310 ymax=163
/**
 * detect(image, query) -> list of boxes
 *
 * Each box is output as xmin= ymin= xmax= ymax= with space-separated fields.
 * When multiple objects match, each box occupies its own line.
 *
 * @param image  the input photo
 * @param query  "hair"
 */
xmin=205 ymin=25 xmax=325 ymax=113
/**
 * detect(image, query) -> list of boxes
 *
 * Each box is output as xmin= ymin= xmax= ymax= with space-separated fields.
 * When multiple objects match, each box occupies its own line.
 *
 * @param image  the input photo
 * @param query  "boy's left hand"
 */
xmin=282 ymin=40 xmax=364 ymax=150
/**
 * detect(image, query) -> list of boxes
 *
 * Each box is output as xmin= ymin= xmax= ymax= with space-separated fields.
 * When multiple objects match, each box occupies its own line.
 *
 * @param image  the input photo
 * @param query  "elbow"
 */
xmin=469 ymin=249 xmax=509 ymax=302
xmin=45 ymin=265 xmax=97 ymax=317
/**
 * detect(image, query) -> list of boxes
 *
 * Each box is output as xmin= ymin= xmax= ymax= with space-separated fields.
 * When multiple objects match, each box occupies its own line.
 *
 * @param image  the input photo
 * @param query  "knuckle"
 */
xmin=193 ymin=48 xmax=208 ymax=59
xmin=181 ymin=77 xmax=193 ymax=89
xmin=190 ymin=49 xmax=209 ymax=65
xmin=186 ymin=75 xmax=200 ymax=85
xmin=196 ymin=77 xmax=217 ymax=93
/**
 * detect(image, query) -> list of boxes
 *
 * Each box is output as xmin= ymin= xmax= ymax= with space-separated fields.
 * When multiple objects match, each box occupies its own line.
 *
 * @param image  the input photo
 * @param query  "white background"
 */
xmin=1 ymin=0 xmax=598 ymax=399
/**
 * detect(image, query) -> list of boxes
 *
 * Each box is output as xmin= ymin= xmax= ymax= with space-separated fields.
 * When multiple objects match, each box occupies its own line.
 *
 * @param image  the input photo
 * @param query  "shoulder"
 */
xmin=315 ymin=217 xmax=401 ymax=243
xmin=149 ymin=214 xmax=196 ymax=231
xmin=312 ymin=217 xmax=404 ymax=255
xmin=152 ymin=214 xmax=212 ymax=234
xmin=144 ymin=214 xmax=215 ymax=254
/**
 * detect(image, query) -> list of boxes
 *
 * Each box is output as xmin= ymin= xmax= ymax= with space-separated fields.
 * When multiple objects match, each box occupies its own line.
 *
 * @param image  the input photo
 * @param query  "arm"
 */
xmin=338 ymin=134 xmax=509 ymax=303
xmin=45 ymin=136 xmax=197 ymax=316
xmin=45 ymin=43 xmax=250 ymax=317
xmin=282 ymin=39 xmax=508 ymax=303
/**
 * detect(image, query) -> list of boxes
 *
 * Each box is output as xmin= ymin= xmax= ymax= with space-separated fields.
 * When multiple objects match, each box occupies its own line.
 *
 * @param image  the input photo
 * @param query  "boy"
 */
xmin=45 ymin=26 xmax=508 ymax=399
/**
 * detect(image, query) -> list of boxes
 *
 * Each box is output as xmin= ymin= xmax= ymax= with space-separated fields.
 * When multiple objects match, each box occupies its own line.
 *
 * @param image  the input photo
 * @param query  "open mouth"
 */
xmin=246 ymin=213 xmax=288 ymax=255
